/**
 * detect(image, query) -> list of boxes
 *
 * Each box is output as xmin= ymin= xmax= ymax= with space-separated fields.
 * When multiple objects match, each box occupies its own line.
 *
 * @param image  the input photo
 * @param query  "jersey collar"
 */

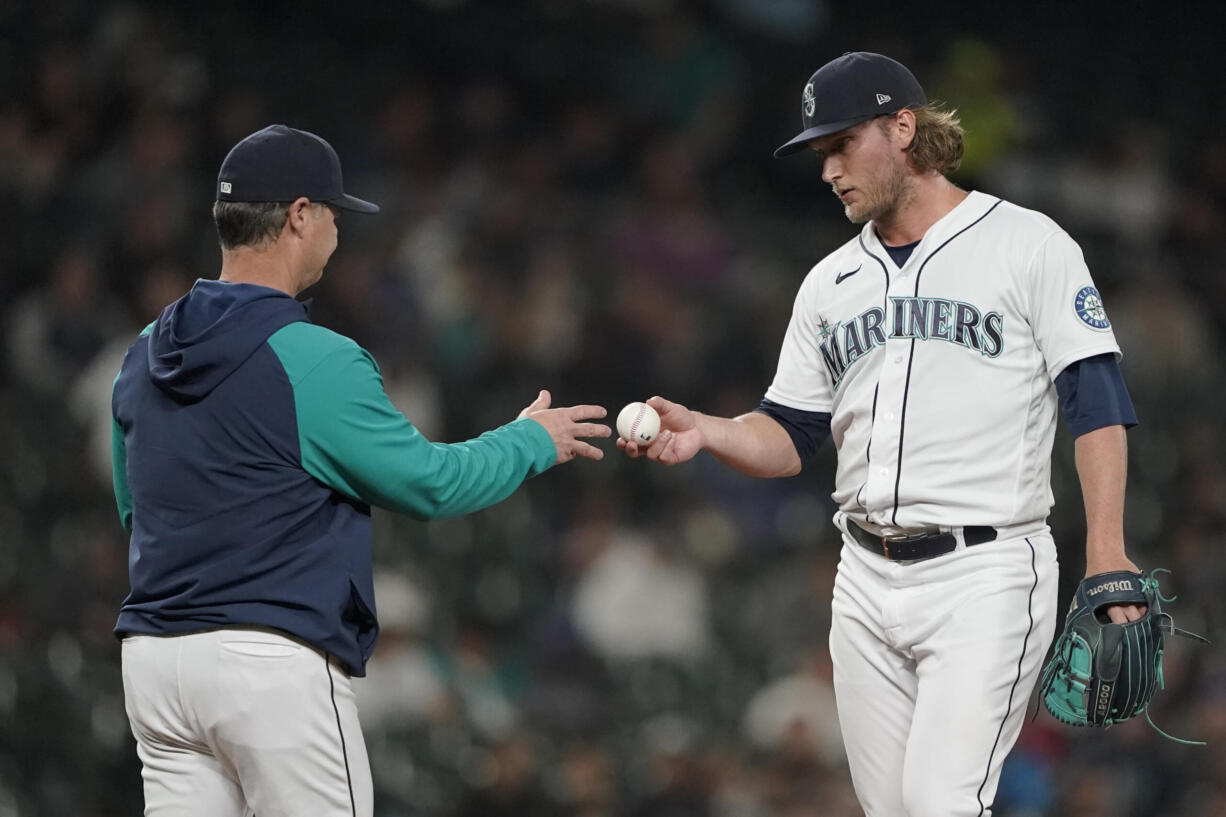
xmin=862 ymin=190 xmax=1001 ymax=270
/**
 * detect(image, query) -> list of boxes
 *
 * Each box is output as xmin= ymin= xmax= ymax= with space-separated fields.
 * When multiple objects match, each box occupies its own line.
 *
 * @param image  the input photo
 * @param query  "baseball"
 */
xmin=617 ymin=401 xmax=660 ymax=445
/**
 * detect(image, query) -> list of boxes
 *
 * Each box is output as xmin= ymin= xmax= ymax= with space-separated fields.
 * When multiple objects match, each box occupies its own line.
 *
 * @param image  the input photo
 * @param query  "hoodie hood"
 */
xmin=147 ymin=280 xmax=309 ymax=402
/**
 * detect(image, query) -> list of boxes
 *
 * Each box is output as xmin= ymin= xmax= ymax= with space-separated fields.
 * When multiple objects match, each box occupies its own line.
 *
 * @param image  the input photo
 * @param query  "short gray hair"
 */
xmin=212 ymin=200 xmax=292 ymax=250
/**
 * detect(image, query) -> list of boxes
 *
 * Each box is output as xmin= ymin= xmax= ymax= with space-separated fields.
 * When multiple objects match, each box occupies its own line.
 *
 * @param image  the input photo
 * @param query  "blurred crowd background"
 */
xmin=2 ymin=1 xmax=1225 ymax=815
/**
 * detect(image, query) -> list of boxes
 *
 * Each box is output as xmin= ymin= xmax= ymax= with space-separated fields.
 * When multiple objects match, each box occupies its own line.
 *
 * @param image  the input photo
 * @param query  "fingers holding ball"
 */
xmin=616 ymin=401 xmax=660 ymax=445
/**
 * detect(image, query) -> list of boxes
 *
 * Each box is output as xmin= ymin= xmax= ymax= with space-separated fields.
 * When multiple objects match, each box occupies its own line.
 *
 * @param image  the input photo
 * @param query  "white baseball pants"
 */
xmin=829 ymin=525 xmax=1059 ymax=817
xmin=121 ymin=628 xmax=372 ymax=817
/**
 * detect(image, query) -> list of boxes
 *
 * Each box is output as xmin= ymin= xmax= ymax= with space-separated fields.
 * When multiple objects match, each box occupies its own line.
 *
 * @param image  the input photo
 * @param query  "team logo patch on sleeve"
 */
xmin=1074 ymin=286 xmax=1111 ymax=330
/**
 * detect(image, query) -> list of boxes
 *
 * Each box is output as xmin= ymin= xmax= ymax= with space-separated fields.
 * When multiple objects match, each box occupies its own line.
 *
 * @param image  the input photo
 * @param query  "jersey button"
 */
xmin=879 ymin=468 xmax=888 ymax=476
xmin=894 ymin=356 xmax=903 ymax=364
xmin=886 ymin=412 xmax=896 ymax=421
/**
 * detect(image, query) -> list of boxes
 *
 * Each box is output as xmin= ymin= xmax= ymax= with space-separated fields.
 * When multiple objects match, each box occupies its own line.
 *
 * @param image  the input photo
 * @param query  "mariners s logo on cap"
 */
xmin=802 ymin=82 xmax=816 ymax=118
xmin=1074 ymin=285 xmax=1111 ymax=330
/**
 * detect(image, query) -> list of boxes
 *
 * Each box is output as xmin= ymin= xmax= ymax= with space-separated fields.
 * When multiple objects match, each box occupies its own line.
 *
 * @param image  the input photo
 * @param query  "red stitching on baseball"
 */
xmin=630 ymin=403 xmax=644 ymax=441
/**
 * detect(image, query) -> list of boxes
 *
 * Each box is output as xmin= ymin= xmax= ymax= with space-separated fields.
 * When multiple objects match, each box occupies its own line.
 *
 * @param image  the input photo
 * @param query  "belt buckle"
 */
xmin=880 ymin=532 xmax=911 ymax=560
xmin=880 ymin=529 xmax=934 ymax=560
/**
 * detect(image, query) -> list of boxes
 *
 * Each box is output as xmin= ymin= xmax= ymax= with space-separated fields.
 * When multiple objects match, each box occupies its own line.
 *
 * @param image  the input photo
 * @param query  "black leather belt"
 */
xmin=848 ymin=520 xmax=997 ymax=561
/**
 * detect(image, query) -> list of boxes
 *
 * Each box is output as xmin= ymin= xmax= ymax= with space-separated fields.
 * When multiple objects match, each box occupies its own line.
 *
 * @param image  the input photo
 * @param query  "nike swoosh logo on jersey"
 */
xmin=835 ymin=265 xmax=861 ymax=284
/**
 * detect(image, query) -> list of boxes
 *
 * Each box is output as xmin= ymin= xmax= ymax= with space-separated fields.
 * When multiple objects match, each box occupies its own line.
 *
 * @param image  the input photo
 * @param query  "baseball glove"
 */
xmin=1040 ymin=569 xmax=1207 ymax=740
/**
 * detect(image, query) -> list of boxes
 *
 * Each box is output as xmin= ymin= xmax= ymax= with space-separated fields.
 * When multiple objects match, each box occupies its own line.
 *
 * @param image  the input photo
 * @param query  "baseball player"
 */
xmin=621 ymin=52 xmax=1145 ymax=816
xmin=110 ymin=124 xmax=610 ymax=817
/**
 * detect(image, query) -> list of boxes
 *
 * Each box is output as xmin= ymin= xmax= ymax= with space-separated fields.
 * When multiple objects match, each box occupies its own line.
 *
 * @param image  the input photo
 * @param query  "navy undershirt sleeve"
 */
xmin=1054 ymin=353 xmax=1138 ymax=437
xmin=754 ymin=399 xmax=832 ymax=467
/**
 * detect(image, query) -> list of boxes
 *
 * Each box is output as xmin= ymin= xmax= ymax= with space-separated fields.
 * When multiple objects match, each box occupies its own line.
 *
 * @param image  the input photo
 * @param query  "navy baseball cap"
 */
xmin=216 ymin=124 xmax=379 ymax=213
xmin=774 ymin=52 xmax=927 ymax=158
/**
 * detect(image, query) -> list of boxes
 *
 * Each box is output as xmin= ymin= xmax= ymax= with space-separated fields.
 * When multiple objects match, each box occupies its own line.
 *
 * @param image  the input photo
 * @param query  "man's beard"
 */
xmin=845 ymin=162 xmax=912 ymax=225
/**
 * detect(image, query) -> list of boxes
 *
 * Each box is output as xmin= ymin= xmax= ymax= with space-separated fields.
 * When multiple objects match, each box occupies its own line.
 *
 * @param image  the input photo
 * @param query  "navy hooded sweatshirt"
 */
xmin=112 ymin=280 xmax=556 ymax=675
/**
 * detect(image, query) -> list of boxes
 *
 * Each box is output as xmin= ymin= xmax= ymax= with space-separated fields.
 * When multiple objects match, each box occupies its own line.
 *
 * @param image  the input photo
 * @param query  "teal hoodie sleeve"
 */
xmin=111 ymin=330 xmax=150 ymax=533
xmin=112 ymin=414 xmax=133 ymax=532
xmin=268 ymin=323 xmax=557 ymax=520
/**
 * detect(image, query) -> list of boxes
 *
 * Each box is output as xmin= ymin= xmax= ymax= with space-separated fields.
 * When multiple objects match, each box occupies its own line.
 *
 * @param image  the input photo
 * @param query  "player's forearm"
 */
xmin=282 ymin=336 xmax=557 ymax=520
xmin=308 ymin=416 xmax=555 ymax=521
xmin=696 ymin=411 xmax=802 ymax=478
xmin=1074 ymin=424 xmax=1129 ymax=569
xmin=401 ymin=420 xmax=557 ymax=519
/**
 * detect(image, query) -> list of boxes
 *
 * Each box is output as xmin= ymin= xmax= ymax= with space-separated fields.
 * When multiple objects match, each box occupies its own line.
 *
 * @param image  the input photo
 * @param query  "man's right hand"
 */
xmin=618 ymin=396 xmax=704 ymax=465
xmin=518 ymin=390 xmax=611 ymax=464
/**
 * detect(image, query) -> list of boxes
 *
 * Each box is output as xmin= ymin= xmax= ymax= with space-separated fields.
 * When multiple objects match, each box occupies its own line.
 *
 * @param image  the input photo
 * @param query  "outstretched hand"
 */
xmin=618 ymin=396 xmax=704 ymax=465
xmin=519 ymin=390 xmax=611 ymax=465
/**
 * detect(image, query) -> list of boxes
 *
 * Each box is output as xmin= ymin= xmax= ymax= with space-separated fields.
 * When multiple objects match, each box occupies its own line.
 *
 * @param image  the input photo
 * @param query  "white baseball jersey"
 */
xmin=766 ymin=191 xmax=1121 ymax=531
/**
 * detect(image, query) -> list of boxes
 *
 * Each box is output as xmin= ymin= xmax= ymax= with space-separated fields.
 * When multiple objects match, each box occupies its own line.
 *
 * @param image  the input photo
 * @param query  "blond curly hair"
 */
xmin=881 ymin=104 xmax=965 ymax=176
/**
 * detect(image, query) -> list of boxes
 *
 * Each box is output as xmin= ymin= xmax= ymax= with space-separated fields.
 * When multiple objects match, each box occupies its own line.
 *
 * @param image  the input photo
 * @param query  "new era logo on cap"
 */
xmin=876 ymin=93 xmax=892 ymax=105
xmin=219 ymin=182 xmax=232 ymax=194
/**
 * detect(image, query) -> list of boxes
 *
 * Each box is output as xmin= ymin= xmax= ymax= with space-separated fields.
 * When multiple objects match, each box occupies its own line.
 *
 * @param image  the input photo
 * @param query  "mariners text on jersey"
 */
xmin=819 ymin=296 xmax=1005 ymax=384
